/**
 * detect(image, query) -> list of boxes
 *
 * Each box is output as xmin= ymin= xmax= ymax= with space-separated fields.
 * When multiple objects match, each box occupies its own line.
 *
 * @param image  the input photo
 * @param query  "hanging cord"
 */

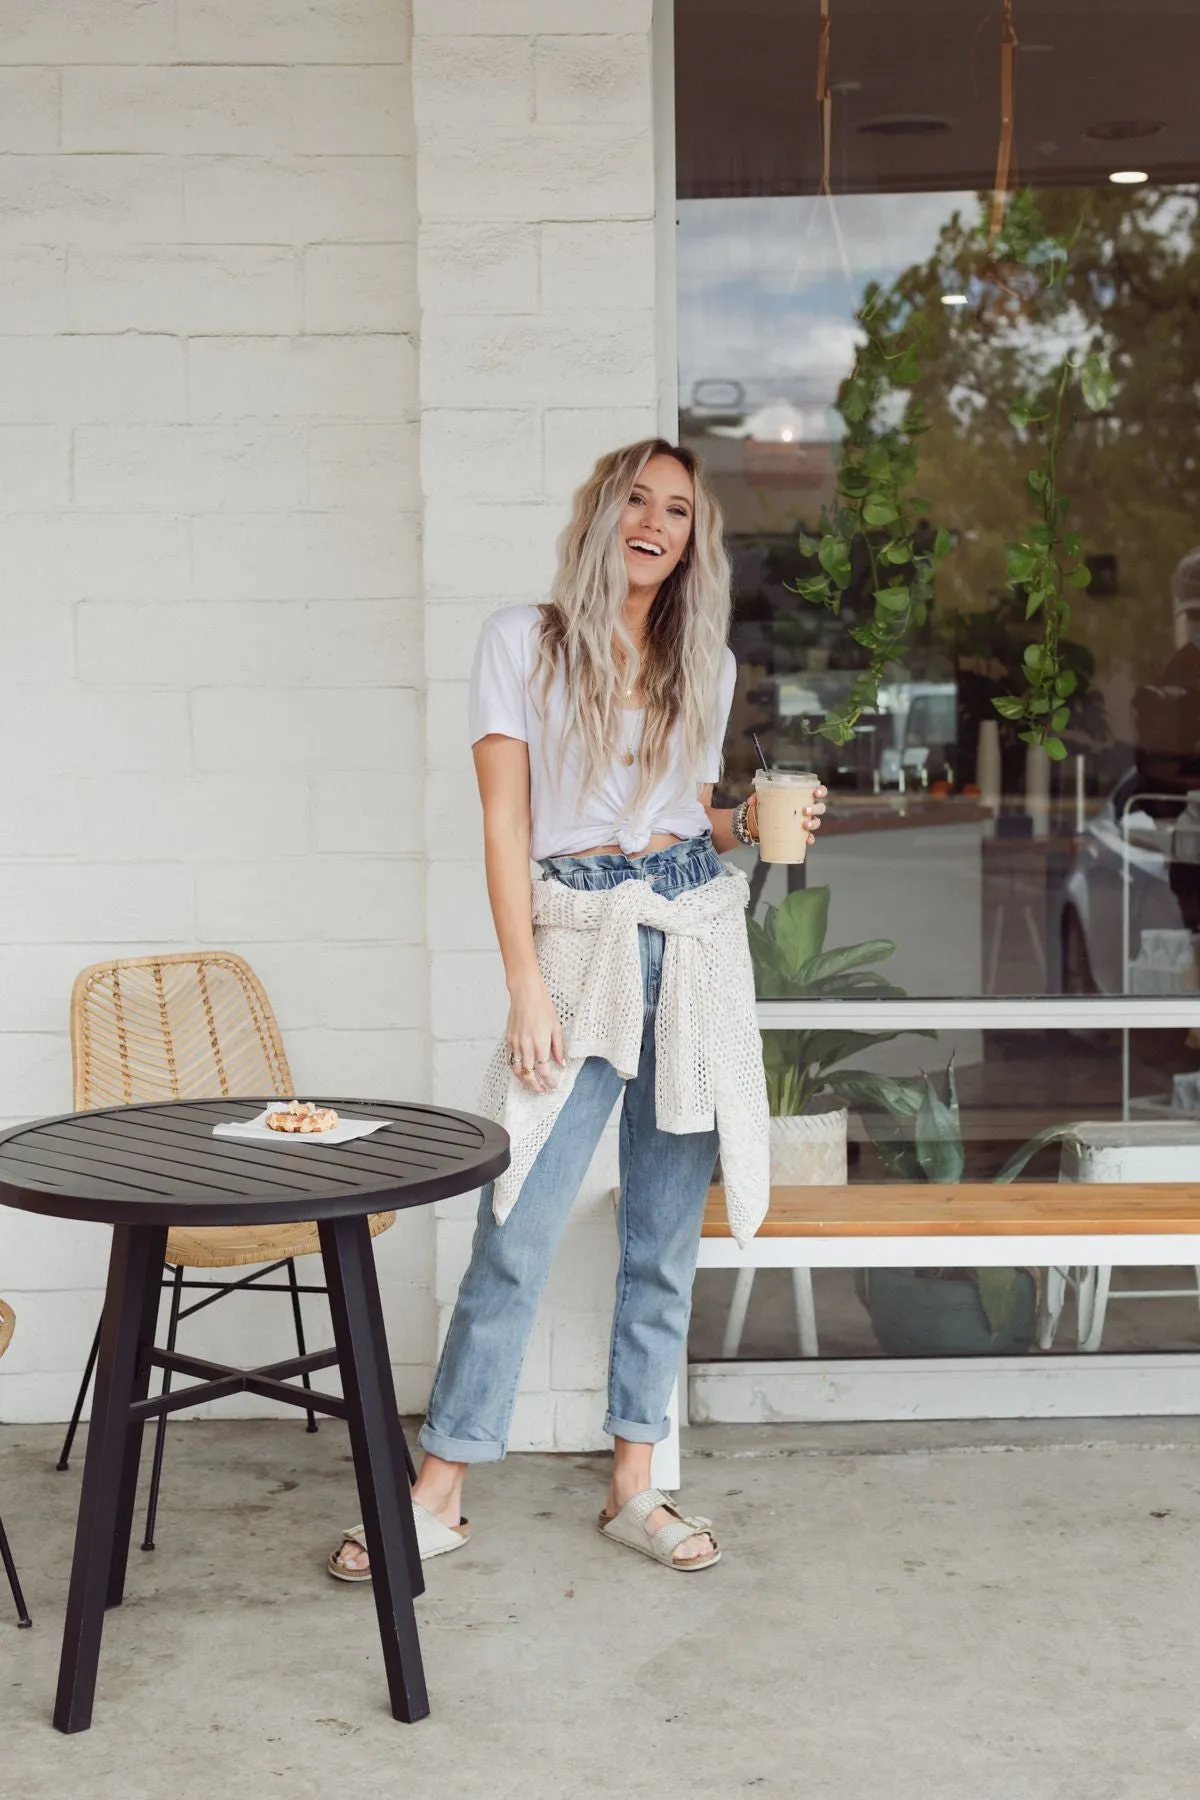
xmin=816 ymin=0 xmax=833 ymax=196
xmin=804 ymin=0 xmax=854 ymax=300
xmin=985 ymin=0 xmax=1019 ymax=247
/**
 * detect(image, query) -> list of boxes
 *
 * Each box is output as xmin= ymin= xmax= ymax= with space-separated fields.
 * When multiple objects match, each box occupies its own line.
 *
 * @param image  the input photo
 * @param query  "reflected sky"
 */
xmin=677 ymin=190 xmax=975 ymax=420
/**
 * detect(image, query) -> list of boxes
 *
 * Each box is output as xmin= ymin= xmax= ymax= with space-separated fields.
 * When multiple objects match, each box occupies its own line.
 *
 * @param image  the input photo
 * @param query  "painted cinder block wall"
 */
xmin=0 ymin=0 xmax=666 ymax=1454
xmin=413 ymin=0 xmax=661 ymax=1451
xmin=0 ymin=0 xmax=433 ymax=1421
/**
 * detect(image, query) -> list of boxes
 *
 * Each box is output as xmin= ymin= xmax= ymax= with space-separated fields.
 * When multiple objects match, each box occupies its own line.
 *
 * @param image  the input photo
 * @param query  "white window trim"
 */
xmin=757 ymin=997 xmax=1200 ymax=1030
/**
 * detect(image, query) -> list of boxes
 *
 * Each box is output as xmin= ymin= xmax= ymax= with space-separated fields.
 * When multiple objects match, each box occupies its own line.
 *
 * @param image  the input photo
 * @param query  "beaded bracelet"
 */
xmin=731 ymin=797 xmax=758 ymax=847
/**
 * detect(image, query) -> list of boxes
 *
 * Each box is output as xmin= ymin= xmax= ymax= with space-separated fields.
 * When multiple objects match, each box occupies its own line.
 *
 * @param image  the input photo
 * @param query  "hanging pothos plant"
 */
xmin=790 ymin=282 xmax=952 ymax=746
xmin=986 ymin=190 xmax=1115 ymax=760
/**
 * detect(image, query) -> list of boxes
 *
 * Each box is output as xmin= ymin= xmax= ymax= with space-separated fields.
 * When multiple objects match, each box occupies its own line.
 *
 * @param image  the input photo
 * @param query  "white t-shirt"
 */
xmin=468 ymin=604 xmax=738 ymax=861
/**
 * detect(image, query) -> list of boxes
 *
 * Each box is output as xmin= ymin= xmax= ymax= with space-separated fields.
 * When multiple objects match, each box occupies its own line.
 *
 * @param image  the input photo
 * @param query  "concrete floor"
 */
xmin=4 ymin=1418 xmax=1200 ymax=1799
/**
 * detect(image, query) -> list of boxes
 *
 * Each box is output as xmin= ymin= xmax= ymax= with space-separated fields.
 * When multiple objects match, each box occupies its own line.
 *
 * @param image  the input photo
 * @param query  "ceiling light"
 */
xmin=1109 ymin=169 xmax=1149 ymax=184
xmin=940 ymin=293 xmax=969 ymax=307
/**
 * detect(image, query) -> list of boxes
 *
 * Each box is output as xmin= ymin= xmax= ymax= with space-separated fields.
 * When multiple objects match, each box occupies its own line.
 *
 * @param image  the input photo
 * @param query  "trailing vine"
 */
xmin=987 ymin=193 xmax=1115 ymax=759
xmin=791 ymin=283 xmax=951 ymax=746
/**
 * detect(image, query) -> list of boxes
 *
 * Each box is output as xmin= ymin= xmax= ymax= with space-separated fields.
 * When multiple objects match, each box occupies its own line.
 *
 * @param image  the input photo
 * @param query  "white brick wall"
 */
xmin=1 ymin=0 xmax=667 ymax=1453
xmin=414 ymin=1 xmax=661 ymax=1453
xmin=0 ymin=0 xmax=430 ymax=1423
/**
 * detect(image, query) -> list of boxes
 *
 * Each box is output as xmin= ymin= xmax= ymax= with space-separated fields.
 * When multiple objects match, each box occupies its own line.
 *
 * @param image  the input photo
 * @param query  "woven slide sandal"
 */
xmin=327 ymin=1506 xmax=470 ymax=1582
xmin=597 ymin=1487 xmax=721 ymax=1572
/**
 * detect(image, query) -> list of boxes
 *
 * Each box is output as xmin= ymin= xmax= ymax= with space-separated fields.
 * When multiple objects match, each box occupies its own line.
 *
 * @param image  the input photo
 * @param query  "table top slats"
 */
xmin=152 ymin=1099 xmax=480 ymax=1153
xmin=61 ymin=1113 xmax=388 ymax=1189
xmin=0 ymin=1098 xmax=510 ymax=1227
xmin=123 ymin=1101 xmax=471 ymax=1174
xmin=0 ymin=1151 xmax=147 ymax=1204
xmin=71 ymin=1108 xmax=450 ymax=1184
xmin=28 ymin=1122 xmax=342 ymax=1198
xmin=0 ymin=1139 xmax=199 ymax=1201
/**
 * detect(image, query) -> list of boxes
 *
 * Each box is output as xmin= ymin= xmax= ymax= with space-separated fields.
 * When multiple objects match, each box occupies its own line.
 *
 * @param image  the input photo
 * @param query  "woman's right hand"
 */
xmin=506 ymin=972 xmax=565 ymax=1094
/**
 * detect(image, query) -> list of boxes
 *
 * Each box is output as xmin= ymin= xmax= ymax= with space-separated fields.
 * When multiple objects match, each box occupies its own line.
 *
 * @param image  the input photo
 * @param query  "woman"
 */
xmin=330 ymin=439 xmax=825 ymax=1577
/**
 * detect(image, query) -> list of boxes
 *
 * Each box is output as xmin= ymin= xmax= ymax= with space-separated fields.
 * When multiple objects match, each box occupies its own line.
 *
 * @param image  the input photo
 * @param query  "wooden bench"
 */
xmin=649 ymin=1179 xmax=1200 ymax=1490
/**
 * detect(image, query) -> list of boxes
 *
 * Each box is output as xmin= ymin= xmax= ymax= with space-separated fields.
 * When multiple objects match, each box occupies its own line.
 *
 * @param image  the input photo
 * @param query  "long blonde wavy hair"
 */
xmin=533 ymin=438 xmax=732 ymax=810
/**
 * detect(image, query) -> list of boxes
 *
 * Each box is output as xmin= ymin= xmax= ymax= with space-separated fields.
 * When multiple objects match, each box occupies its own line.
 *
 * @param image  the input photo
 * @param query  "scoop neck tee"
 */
xmin=467 ymin=604 xmax=738 ymax=861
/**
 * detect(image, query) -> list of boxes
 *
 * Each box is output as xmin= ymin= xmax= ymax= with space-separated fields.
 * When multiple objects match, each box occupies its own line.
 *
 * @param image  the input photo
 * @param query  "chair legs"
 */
xmin=286 ymin=1258 xmax=319 ymax=1434
xmin=61 ymin=1253 xmax=384 ymax=1551
xmin=57 ymin=1319 xmax=102 ymax=1472
xmin=1038 ymin=1265 xmax=1069 ymax=1350
xmin=722 ymin=1267 xmax=821 ymax=1359
xmin=721 ymin=1267 xmax=756 ymax=1358
xmin=1076 ymin=1264 xmax=1112 ymax=1353
xmin=142 ymin=1264 xmax=184 ymax=1552
xmin=0 ymin=1507 xmax=32 ymax=1627
xmin=791 ymin=1267 xmax=820 ymax=1357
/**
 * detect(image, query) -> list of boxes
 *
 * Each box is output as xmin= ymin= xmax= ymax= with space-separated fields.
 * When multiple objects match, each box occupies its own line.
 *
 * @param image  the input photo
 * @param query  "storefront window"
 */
xmin=677 ymin=1 xmax=1200 ymax=1003
xmin=676 ymin=0 xmax=1200 ymax=1368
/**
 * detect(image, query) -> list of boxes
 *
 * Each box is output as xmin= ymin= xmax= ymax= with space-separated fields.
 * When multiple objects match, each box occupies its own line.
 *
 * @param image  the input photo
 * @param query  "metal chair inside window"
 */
xmin=58 ymin=951 xmax=395 ymax=1548
xmin=0 ymin=1299 xmax=33 ymax=1627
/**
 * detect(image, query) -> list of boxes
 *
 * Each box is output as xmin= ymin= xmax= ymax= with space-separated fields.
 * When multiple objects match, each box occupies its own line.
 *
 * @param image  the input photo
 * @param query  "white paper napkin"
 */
xmin=213 ymin=1105 xmax=391 ymax=1147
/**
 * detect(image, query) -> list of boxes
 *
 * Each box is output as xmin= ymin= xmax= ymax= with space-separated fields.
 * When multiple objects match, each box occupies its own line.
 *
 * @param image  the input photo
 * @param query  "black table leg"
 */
xmin=54 ymin=1223 xmax=167 ymax=1734
xmin=319 ymin=1216 xmax=429 ymax=1725
xmin=109 ymin=1238 xmax=171 ymax=1606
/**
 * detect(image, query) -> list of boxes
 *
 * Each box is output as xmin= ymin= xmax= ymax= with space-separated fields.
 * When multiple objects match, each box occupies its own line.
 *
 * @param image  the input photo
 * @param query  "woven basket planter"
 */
xmin=768 ymin=1104 xmax=848 ymax=1186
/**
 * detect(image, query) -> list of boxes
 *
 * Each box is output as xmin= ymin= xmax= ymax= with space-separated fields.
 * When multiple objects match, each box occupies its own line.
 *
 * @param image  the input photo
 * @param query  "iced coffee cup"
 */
xmin=753 ymin=769 xmax=820 ymax=864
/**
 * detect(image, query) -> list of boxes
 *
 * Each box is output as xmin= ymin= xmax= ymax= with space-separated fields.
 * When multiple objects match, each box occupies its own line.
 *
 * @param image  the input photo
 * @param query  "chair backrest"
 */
xmin=70 ymin=952 xmax=293 ymax=1110
xmin=0 ymin=1299 xmax=14 ymax=1362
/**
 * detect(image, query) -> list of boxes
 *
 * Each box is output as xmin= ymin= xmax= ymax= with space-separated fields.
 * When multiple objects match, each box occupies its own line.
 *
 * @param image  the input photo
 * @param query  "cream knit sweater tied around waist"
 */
xmin=479 ymin=865 xmax=770 ymax=1248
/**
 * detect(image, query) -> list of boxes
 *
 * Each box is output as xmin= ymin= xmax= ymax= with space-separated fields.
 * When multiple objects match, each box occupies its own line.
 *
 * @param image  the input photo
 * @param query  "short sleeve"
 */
xmin=468 ymin=608 xmax=535 ymax=745
xmin=700 ymin=648 xmax=738 ymax=782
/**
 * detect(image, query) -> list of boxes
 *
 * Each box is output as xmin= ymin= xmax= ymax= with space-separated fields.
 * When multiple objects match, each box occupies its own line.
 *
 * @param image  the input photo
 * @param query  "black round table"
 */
xmin=0 ymin=1096 xmax=508 ymax=1734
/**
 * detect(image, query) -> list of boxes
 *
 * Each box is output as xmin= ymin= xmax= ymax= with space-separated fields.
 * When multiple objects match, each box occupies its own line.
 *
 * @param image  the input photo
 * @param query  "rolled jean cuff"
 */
xmin=604 ymin=1412 xmax=668 ymax=1445
xmin=418 ymin=1422 xmax=506 ymax=1464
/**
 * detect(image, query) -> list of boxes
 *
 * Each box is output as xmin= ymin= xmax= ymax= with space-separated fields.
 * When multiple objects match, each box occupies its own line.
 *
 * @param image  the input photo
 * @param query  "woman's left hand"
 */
xmin=803 ymin=783 xmax=828 ymax=847
xmin=747 ymin=783 xmax=828 ymax=848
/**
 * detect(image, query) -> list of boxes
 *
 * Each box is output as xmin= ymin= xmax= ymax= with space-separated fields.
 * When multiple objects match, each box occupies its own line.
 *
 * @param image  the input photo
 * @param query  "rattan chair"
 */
xmin=0 ymin=1299 xmax=33 ymax=1626
xmin=59 ymin=951 xmax=395 ymax=1550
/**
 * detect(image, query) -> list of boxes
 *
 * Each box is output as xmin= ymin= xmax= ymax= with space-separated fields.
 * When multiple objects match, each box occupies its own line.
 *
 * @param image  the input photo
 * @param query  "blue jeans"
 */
xmin=420 ymin=834 xmax=725 ymax=1462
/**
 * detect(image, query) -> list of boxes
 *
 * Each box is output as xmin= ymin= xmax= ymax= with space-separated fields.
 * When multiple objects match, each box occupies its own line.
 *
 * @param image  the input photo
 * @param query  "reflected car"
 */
xmin=877 ymin=682 xmax=958 ymax=787
xmin=1060 ymin=768 xmax=1191 ymax=994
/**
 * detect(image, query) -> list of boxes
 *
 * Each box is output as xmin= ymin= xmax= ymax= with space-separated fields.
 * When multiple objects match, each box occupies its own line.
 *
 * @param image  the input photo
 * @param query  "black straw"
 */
xmin=752 ymin=733 xmax=769 ymax=773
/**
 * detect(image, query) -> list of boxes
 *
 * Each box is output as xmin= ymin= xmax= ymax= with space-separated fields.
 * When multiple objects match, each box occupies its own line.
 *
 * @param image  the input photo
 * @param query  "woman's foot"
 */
xmin=601 ymin=1482 xmax=715 ymax=1564
xmin=606 ymin=1440 xmax=715 ymax=1563
xmin=328 ymin=1453 xmax=467 ymax=1578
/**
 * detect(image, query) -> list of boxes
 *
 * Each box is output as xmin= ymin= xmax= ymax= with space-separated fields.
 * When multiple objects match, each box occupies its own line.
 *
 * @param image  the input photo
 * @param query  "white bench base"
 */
xmin=651 ymin=1229 xmax=1200 ymax=1492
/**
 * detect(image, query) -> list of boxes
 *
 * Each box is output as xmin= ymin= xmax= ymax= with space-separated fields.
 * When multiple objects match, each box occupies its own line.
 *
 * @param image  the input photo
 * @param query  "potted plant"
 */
xmin=836 ymin=1061 xmax=1040 ymax=1354
xmin=748 ymin=886 xmax=929 ymax=1186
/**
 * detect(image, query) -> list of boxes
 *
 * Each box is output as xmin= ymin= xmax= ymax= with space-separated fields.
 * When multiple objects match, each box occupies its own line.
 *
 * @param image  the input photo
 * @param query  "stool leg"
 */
xmin=0 ymin=1509 xmax=32 ymax=1627
xmin=286 ymin=1257 xmax=319 ymax=1434
xmin=142 ymin=1264 xmax=181 ymax=1552
xmin=57 ymin=1317 xmax=101 ymax=1472
xmin=722 ymin=1268 xmax=755 ymax=1358
xmin=319 ymin=1215 xmax=428 ymax=1725
xmin=1038 ymin=1266 xmax=1067 ymax=1350
xmin=55 ymin=1223 xmax=167 ymax=1734
xmin=1078 ymin=1265 xmax=1112 ymax=1353
xmin=792 ymin=1268 xmax=819 ymax=1358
